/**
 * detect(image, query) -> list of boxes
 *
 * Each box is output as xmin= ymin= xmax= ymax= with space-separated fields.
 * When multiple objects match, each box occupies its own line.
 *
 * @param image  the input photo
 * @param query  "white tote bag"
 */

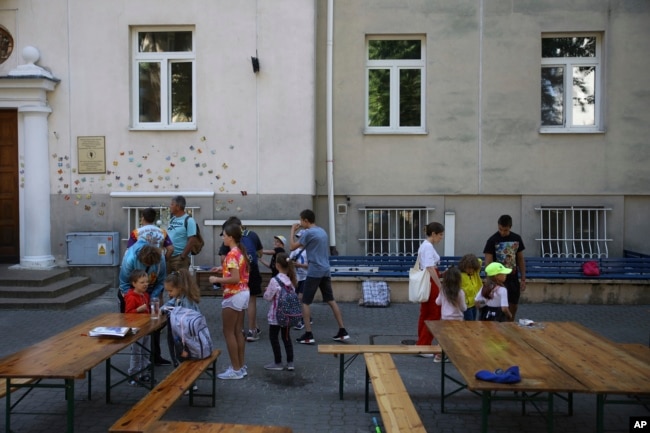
xmin=408 ymin=255 xmax=431 ymax=303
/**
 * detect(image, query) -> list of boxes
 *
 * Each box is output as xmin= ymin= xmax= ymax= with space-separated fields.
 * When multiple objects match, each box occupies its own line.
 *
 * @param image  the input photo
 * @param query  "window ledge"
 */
xmin=363 ymin=128 xmax=428 ymax=136
xmin=129 ymin=125 xmax=197 ymax=131
xmin=539 ymin=127 xmax=605 ymax=134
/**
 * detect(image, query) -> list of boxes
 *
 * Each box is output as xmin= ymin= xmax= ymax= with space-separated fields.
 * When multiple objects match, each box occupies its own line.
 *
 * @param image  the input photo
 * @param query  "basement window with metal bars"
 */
xmin=359 ymin=207 xmax=435 ymax=256
xmin=535 ymin=206 xmax=611 ymax=258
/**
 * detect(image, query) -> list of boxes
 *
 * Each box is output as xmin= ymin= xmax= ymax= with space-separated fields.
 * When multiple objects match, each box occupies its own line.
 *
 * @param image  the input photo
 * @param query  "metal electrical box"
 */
xmin=66 ymin=232 xmax=120 ymax=266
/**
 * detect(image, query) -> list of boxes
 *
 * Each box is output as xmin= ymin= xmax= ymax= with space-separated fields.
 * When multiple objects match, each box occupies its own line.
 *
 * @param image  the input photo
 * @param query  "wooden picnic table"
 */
xmin=0 ymin=312 xmax=167 ymax=433
xmin=426 ymin=320 xmax=650 ymax=433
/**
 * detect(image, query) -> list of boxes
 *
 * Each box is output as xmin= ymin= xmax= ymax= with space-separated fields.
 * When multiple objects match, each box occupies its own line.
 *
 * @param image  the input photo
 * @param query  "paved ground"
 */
xmin=0 ymin=288 xmax=648 ymax=433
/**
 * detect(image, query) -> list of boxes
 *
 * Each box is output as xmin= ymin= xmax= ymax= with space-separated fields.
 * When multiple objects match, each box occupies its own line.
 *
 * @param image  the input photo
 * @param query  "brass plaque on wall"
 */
xmin=77 ymin=136 xmax=106 ymax=174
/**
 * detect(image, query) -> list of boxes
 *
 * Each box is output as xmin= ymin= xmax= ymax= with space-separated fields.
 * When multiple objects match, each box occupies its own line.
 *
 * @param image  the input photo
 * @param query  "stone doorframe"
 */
xmin=0 ymin=46 xmax=59 ymax=268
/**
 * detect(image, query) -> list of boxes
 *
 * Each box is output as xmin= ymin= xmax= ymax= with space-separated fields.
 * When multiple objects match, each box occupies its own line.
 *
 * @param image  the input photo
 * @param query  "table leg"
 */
xmin=87 ymin=369 xmax=92 ymax=400
xmin=65 ymin=379 xmax=75 ymax=433
xmin=481 ymin=391 xmax=490 ymax=433
xmin=546 ymin=392 xmax=554 ymax=433
xmin=596 ymin=394 xmax=605 ymax=433
xmin=105 ymin=358 xmax=111 ymax=404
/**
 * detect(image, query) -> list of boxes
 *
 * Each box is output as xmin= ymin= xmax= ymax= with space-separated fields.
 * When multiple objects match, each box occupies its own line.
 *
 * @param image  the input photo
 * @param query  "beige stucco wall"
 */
xmin=314 ymin=0 xmax=650 ymax=256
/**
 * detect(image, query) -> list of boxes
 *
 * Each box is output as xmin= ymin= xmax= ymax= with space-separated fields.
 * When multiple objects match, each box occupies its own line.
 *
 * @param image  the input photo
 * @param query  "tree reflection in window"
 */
xmin=367 ymin=39 xmax=423 ymax=130
xmin=541 ymin=36 xmax=598 ymax=128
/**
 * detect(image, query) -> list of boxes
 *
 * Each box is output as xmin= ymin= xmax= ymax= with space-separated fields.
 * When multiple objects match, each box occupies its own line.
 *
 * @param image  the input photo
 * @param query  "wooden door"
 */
xmin=0 ymin=109 xmax=19 ymax=263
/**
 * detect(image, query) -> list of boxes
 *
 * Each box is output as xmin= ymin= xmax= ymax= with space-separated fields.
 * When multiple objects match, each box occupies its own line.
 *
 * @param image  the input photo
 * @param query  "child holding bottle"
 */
xmin=124 ymin=269 xmax=151 ymax=386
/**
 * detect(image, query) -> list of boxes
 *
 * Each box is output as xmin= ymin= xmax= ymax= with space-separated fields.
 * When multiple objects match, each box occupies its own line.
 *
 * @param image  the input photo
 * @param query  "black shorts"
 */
xmin=248 ymin=264 xmax=262 ymax=296
xmin=301 ymin=276 xmax=335 ymax=305
xmin=505 ymin=273 xmax=521 ymax=304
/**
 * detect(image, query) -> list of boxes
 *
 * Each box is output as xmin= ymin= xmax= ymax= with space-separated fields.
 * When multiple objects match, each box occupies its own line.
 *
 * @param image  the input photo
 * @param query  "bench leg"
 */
xmin=365 ymin=366 xmax=370 ymax=413
xmin=5 ymin=379 xmax=11 ymax=433
xmin=339 ymin=354 xmax=344 ymax=400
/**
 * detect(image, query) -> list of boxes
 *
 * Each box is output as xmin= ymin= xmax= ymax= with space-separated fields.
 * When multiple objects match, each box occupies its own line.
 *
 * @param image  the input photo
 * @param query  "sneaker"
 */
xmin=332 ymin=328 xmax=350 ymax=342
xmin=433 ymin=354 xmax=449 ymax=363
xmin=293 ymin=321 xmax=305 ymax=330
xmin=246 ymin=329 xmax=260 ymax=342
xmin=296 ymin=332 xmax=315 ymax=344
xmin=241 ymin=364 xmax=248 ymax=377
xmin=264 ymin=362 xmax=284 ymax=371
xmin=154 ymin=357 xmax=172 ymax=366
xmin=183 ymin=385 xmax=199 ymax=395
xmin=286 ymin=362 xmax=295 ymax=371
xmin=128 ymin=379 xmax=139 ymax=387
xmin=418 ymin=353 xmax=434 ymax=358
xmin=218 ymin=367 xmax=244 ymax=380
xmin=138 ymin=374 xmax=152 ymax=383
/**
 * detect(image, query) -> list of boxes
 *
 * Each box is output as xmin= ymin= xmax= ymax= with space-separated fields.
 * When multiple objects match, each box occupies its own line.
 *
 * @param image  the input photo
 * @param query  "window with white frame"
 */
xmin=359 ymin=207 xmax=435 ymax=256
xmin=540 ymin=33 xmax=603 ymax=133
xmin=536 ymin=206 xmax=611 ymax=258
xmin=365 ymin=36 xmax=426 ymax=134
xmin=132 ymin=27 xmax=196 ymax=130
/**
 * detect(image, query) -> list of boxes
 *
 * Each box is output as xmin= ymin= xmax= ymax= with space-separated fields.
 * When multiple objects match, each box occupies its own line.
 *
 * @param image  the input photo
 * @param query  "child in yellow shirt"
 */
xmin=458 ymin=254 xmax=482 ymax=321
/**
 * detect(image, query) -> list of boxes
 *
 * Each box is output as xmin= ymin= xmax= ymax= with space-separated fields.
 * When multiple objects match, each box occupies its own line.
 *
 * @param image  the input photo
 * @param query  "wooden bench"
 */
xmin=109 ymin=349 xmax=221 ymax=433
xmin=526 ymin=256 xmax=650 ymax=280
xmin=143 ymin=421 xmax=292 ymax=433
xmin=318 ymin=344 xmax=441 ymax=400
xmin=330 ymin=255 xmax=461 ymax=278
xmin=0 ymin=377 xmax=37 ymax=399
xmin=364 ymin=353 xmax=426 ymax=433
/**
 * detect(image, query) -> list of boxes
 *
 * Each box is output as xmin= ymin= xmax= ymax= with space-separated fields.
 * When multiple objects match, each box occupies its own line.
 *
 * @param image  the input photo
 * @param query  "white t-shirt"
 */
xmin=475 ymin=285 xmax=508 ymax=308
xmin=418 ymin=240 xmax=440 ymax=270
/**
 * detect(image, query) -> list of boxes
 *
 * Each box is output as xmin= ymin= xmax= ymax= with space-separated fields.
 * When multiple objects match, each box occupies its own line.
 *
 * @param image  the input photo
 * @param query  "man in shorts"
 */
xmin=289 ymin=209 xmax=349 ymax=344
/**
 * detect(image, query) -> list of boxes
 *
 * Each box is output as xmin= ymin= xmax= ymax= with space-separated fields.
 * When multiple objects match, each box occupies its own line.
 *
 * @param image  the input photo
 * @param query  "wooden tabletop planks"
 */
xmin=509 ymin=322 xmax=650 ymax=394
xmin=426 ymin=320 xmax=588 ymax=393
xmin=0 ymin=313 xmax=166 ymax=379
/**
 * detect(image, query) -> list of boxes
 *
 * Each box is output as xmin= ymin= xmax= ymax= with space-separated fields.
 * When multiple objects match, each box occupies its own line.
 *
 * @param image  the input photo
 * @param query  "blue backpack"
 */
xmin=274 ymin=276 xmax=303 ymax=328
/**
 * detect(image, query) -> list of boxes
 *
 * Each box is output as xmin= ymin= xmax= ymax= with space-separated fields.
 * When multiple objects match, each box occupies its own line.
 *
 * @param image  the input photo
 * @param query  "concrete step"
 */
xmin=0 ymin=276 xmax=91 ymax=298
xmin=0 ymin=264 xmax=113 ymax=309
xmin=0 ymin=283 xmax=110 ymax=309
xmin=0 ymin=266 xmax=72 ymax=287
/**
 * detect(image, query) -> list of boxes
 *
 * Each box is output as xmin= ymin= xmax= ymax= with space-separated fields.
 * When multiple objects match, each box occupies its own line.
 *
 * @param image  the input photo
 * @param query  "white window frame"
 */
xmin=540 ymin=33 xmax=604 ymax=134
xmin=131 ymin=26 xmax=197 ymax=130
xmin=365 ymin=35 xmax=426 ymax=135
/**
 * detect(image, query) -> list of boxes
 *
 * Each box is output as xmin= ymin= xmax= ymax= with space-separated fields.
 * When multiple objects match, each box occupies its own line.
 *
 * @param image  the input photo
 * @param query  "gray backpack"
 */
xmin=169 ymin=306 xmax=213 ymax=361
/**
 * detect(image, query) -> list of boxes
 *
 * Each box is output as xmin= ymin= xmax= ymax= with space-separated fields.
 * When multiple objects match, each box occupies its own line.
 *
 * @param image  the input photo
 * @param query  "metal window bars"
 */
xmin=535 ymin=206 xmax=611 ymax=258
xmin=358 ymin=207 xmax=435 ymax=256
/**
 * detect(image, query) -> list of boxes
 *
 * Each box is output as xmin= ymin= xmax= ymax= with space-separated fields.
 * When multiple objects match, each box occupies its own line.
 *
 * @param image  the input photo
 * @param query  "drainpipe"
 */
xmin=326 ymin=0 xmax=337 ymax=254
